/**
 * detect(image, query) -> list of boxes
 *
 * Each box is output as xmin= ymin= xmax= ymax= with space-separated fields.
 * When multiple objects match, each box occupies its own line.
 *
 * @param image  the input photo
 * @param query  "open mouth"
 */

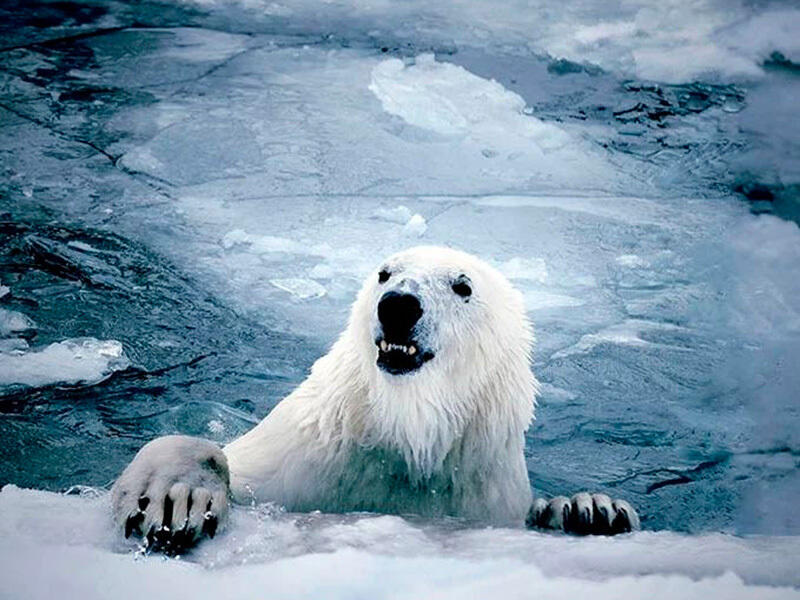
xmin=375 ymin=338 xmax=434 ymax=375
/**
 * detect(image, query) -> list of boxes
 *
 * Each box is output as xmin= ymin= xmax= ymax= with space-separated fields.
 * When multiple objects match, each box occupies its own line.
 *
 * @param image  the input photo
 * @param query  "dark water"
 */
xmin=0 ymin=205 xmax=316 ymax=489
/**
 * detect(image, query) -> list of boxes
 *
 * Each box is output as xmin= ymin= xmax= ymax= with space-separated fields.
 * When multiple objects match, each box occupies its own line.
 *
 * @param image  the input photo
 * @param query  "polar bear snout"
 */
xmin=378 ymin=291 xmax=423 ymax=339
xmin=375 ymin=291 xmax=433 ymax=375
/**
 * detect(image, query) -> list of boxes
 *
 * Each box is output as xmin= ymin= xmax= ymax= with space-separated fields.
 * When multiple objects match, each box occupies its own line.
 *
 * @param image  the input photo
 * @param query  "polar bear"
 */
xmin=112 ymin=246 xmax=638 ymax=551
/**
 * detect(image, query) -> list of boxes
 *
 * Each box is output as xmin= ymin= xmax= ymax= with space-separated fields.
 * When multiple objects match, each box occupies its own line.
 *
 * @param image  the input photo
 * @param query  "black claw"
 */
xmin=155 ymin=525 xmax=172 ymax=549
xmin=138 ymin=496 xmax=150 ymax=510
xmin=524 ymin=506 xmax=536 ymax=529
xmin=184 ymin=527 xmax=197 ymax=545
xmin=144 ymin=524 xmax=173 ymax=552
xmin=169 ymin=524 xmax=194 ymax=555
xmin=561 ymin=504 xmax=571 ymax=531
xmin=594 ymin=506 xmax=611 ymax=535
xmin=536 ymin=507 xmax=548 ymax=529
xmin=202 ymin=514 xmax=218 ymax=538
xmin=535 ymin=503 xmax=556 ymax=530
xmin=611 ymin=507 xmax=632 ymax=534
xmin=566 ymin=501 xmax=593 ymax=535
xmin=528 ymin=496 xmax=636 ymax=537
xmin=125 ymin=510 xmax=144 ymax=538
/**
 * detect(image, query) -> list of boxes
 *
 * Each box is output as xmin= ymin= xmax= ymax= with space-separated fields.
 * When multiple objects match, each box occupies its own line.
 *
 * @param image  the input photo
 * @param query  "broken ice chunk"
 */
xmin=403 ymin=214 xmax=427 ymax=237
xmin=498 ymin=257 xmax=549 ymax=283
xmin=369 ymin=54 xmax=571 ymax=150
xmin=373 ymin=205 xmax=414 ymax=224
xmin=270 ymin=278 xmax=327 ymax=300
xmin=0 ymin=338 xmax=28 ymax=354
xmin=615 ymin=254 xmax=648 ymax=268
xmin=0 ymin=308 xmax=37 ymax=338
xmin=0 ymin=338 xmax=130 ymax=387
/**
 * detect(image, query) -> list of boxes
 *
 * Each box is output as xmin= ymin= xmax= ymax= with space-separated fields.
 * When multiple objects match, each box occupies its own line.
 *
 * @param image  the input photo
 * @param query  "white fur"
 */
xmin=224 ymin=246 xmax=539 ymax=524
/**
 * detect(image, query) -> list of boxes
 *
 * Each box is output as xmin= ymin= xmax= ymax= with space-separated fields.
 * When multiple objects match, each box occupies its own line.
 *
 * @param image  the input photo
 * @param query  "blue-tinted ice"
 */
xmin=0 ymin=0 xmax=798 ymax=564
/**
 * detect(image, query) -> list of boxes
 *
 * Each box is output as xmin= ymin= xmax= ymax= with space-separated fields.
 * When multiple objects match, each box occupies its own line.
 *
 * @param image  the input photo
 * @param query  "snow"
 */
xmin=178 ymin=0 xmax=800 ymax=83
xmin=0 ymin=338 xmax=130 ymax=387
xmin=1 ymin=485 xmax=798 ymax=600
xmin=366 ymin=54 xmax=611 ymax=187
xmin=370 ymin=55 xmax=570 ymax=149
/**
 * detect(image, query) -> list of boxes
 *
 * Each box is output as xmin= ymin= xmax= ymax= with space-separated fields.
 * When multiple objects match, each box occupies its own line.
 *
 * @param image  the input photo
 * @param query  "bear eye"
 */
xmin=378 ymin=269 xmax=391 ymax=284
xmin=451 ymin=275 xmax=472 ymax=299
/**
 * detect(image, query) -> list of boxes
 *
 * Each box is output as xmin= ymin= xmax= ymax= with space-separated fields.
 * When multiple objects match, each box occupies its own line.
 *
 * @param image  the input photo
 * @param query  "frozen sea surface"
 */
xmin=1 ymin=0 xmax=799 ymax=596
xmin=1 ymin=485 xmax=799 ymax=599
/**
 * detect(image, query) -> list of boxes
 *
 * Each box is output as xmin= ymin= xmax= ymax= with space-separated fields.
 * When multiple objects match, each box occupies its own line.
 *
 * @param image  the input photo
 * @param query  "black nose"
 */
xmin=378 ymin=292 xmax=423 ymax=339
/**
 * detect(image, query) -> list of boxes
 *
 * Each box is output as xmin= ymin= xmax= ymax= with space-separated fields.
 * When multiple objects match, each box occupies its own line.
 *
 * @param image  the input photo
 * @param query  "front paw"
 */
xmin=526 ymin=492 xmax=640 ymax=535
xmin=111 ymin=436 xmax=230 ymax=554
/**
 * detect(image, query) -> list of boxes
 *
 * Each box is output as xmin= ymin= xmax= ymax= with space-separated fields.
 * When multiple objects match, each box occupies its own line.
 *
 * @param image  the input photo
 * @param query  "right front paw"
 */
xmin=111 ymin=436 xmax=230 ymax=554
xmin=526 ymin=492 xmax=640 ymax=535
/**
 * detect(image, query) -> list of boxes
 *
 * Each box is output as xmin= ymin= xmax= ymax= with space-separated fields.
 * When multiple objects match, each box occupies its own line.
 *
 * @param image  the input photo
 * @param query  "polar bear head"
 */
xmin=341 ymin=246 xmax=538 ymax=474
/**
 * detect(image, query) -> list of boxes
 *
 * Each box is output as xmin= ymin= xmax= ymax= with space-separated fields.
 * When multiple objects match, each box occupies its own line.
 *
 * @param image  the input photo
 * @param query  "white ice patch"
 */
xmin=66 ymin=240 xmax=102 ymax=253
xmin=0 ymin=486 xmax=798 ymax=599
xmin=0 ymin=285 xmax=9 ymax=299
xmin=369 ymin=54 xmax=570 ymax=150
xmin=403 ymin=214 xmax=427 ymax=237
xmin=270 ymin=278 xmax=327 ymax=300
xmin=466 ymin=195 xmax=670 ymax=227
xmin=121 ymin=146 xmax=163 ymax=172
xmin=498 ymin=257 xmax=549 ymax=283
xmin=119 ymin=118 xmax=263 ymax=186
xmin=0 ymin=308 xmax=36 ymax=337
xmin=522 ymin=290 xmax=585 ymax=311
xmin=373 ymin=207 xmax=428 ymax=236
xmin=207 ymin=419 xmax=226 ymax=434
xmin=0 ymin=338 xmax=130 ymax=387
xmin=158 ymin=27 xmax=250 ymax=62
xmin=0 ymin=338 xmax=29 ymax=353
xmin=727 ymin=215 xmax=800 ymax=336
xmin=538 ymin=382 xmax=578 ymax=403
xmin=174 ymin=0 xmax=800 ymax=82
xmin=552 ymin=320 xmax=690 ymax=359
xmin=221 ymin=230 xmax=311 ymax=255
xmin=372 ymin=205 xmax=414 ymax=224
xmin=616 ymin=254 xmax=648 ymax=268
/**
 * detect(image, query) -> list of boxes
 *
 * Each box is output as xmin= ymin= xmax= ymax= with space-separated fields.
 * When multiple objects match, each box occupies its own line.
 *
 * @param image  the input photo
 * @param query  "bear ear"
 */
xmin=378 ymin=269 xmax=391 ymax=284
xmin=451 ymin=274 xmax=472 ymax=299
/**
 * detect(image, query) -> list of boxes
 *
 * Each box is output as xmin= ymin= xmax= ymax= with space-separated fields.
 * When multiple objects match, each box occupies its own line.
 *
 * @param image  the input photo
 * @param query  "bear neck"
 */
xmin=320 ymin=329 xmax=536 ymax=480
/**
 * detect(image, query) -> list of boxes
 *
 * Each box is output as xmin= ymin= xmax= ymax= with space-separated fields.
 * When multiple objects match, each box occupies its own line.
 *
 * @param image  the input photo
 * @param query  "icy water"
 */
xmin=1 ymin=0 xmax=800 ymax=595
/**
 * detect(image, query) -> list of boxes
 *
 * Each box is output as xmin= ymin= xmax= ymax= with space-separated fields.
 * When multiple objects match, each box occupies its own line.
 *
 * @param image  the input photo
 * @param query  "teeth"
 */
xmin=378 ymin=340 xmax=418 ymax=356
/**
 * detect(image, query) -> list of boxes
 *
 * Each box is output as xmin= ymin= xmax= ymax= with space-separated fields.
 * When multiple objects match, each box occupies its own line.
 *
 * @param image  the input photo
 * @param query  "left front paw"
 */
xmin=526 ymin=492 xmax=640 ymax=535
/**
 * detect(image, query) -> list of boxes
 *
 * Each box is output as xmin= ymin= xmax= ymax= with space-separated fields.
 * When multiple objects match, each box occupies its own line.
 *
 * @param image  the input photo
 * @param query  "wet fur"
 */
xmin=224 ymin=246 xmax=539 ymax=524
